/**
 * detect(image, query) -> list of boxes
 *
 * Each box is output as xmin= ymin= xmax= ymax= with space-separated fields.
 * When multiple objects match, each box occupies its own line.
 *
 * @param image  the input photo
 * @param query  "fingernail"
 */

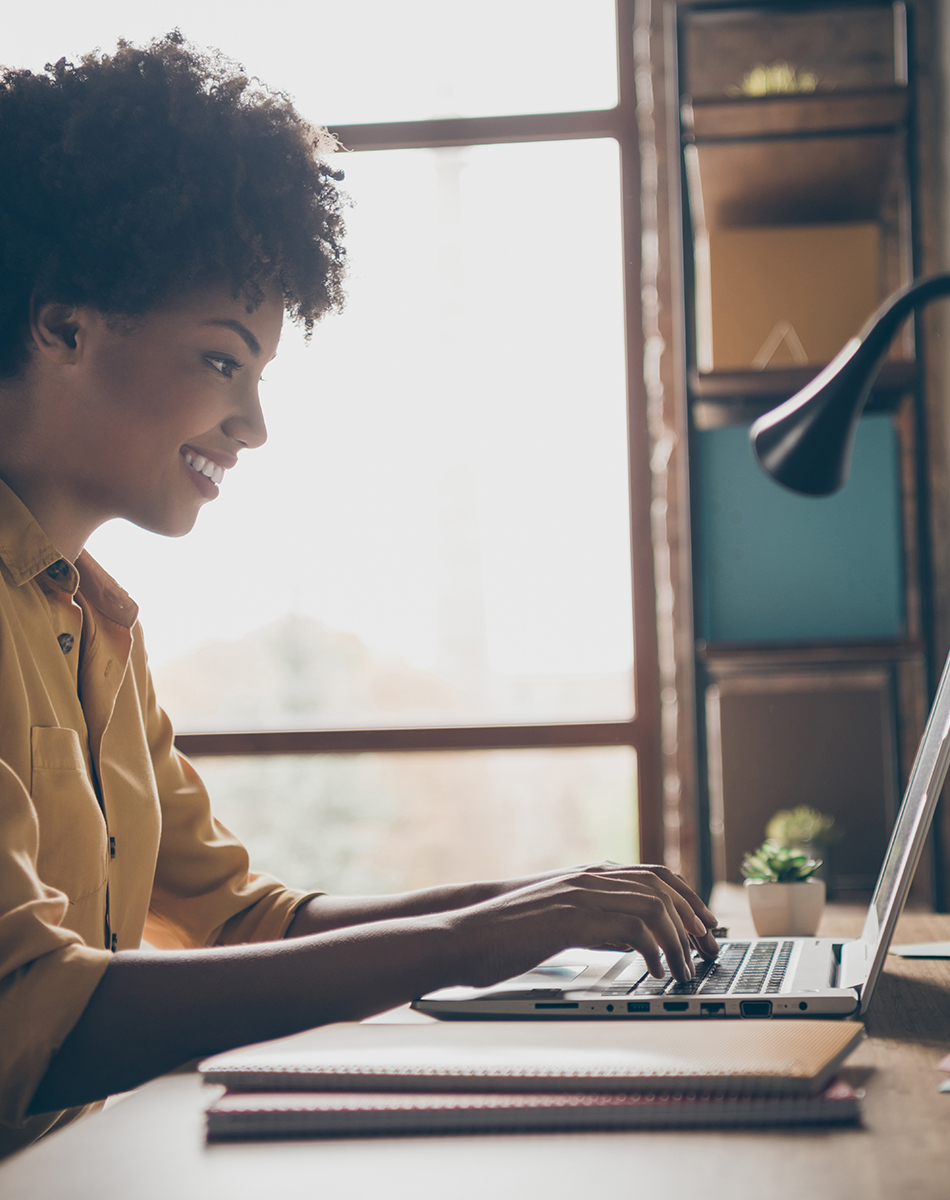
xmin=692 ymin=916 xmax=706 ymax=935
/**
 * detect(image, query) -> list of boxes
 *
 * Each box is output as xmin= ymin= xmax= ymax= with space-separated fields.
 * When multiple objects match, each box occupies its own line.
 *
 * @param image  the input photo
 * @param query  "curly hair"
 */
xmin=0 ymin=31 xmax=346 ymax=378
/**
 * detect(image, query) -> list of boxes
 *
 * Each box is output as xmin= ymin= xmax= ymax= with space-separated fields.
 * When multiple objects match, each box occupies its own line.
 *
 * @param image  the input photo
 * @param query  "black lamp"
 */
xmin=750 ymin=273 xmax=950 ymax=495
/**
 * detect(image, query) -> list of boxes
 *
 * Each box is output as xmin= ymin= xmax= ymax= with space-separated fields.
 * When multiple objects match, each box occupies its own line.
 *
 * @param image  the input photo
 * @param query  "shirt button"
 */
xmin=58 ymin=632 xmax=75 ymax=654
xmin=46 ymin=559 xmax=70 ymax=581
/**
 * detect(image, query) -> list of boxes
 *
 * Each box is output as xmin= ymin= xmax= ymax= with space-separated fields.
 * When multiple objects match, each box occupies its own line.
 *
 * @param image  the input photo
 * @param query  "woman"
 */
xmin=0 ymin=33 xmax=718 ymax=1157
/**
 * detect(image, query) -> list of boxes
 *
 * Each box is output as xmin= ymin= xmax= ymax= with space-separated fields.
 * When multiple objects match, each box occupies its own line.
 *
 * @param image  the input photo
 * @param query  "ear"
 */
xmin=29 ymin=300 xmax=85 ymax=364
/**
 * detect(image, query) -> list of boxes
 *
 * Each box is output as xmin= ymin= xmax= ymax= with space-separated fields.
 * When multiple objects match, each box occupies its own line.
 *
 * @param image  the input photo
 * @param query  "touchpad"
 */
xmin=486 ymin=964 xmax=587 ymax=992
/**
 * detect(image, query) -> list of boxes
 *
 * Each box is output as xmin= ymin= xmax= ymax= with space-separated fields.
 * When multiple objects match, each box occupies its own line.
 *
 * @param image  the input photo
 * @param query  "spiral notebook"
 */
xmin=205 ymin=1079 xmax=861 ymax=1139
xmin=202 ymin=1021 xmax=864 ymax=1138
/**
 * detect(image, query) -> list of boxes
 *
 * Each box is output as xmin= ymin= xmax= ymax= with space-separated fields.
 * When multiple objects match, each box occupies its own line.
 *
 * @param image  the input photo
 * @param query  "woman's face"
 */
xmin=32 ymin=285 xmax=284 ymax=544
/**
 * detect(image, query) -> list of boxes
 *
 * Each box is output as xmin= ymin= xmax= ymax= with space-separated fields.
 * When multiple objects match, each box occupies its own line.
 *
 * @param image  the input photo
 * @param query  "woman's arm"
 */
xmin=29 ymin=865 xmax=716 ymax=1115
xmin=285 ymin=862 xmax=719 ymax=956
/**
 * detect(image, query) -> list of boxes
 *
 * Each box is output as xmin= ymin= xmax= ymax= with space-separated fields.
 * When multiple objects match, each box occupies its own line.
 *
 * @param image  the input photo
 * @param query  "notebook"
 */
xmin=415 ymin=648 xmax=950 ymax=1021
xmin=205 ymin=1079 xmax=861 ymax=1139
xmin=201 ymin=1018 xmax=864 ymax=1097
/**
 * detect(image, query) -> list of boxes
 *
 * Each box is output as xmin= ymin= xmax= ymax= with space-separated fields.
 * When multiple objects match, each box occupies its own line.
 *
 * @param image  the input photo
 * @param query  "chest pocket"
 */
xmin=30 ymin=726 xmax=108 ymax=903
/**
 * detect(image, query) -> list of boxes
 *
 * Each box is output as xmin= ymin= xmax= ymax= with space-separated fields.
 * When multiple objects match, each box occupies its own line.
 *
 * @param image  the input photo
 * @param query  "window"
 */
xmin=10 ymin=0 xmax=661 ymax=886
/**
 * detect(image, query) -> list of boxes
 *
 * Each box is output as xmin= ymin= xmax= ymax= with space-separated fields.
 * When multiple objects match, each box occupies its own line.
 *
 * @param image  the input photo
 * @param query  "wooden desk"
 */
xmin=2 ymin=901 xmax=949 ymax=1200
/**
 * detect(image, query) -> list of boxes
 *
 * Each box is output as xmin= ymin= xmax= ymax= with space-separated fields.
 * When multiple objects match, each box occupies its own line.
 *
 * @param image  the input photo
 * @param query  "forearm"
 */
xmin=285 ymin=879 xmax=518 ymax=936
xmin=29 ymin=913 xmax=458 ymax=1115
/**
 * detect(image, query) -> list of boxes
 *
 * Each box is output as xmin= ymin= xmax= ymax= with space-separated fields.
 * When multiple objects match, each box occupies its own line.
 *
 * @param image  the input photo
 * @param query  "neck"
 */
xmin=0 ymin=393 xmax=96 ymax=562
xmin=0 ymin=466 xmax=95 ymax=562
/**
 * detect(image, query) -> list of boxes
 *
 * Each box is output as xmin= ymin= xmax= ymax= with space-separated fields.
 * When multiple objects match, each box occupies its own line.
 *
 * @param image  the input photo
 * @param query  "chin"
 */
xmin=131 ymin=508 xmax=202 ymax=539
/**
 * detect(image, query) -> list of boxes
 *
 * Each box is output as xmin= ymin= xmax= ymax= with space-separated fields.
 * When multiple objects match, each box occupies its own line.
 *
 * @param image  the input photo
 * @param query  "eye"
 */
xmin=205 ymin=355 xmax=242 ymax=378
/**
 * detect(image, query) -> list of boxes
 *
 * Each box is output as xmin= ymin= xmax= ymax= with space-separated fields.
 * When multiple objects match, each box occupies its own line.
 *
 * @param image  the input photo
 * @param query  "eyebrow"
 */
xmin=201 ymin=318 xmax=262 ymax=357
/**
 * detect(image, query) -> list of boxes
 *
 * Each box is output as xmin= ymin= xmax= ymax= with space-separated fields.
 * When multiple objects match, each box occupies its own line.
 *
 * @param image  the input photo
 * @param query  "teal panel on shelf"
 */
xmin=695 ymin=415 xmax=904 ymax=642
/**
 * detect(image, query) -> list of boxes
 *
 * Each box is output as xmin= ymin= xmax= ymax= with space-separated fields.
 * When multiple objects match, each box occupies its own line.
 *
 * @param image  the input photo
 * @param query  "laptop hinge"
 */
xmin=838 ymin=939 xmax=870 ymax=991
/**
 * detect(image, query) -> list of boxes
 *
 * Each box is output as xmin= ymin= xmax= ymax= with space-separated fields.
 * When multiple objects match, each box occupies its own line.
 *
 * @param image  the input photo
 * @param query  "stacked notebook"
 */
xmin=200 ymin=1020 xmax=865 ymax=1139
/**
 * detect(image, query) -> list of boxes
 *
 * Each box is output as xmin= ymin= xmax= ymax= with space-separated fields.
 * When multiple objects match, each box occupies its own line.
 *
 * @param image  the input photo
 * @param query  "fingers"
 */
xmin=598 ymin=866 xmax=716 ymax=932
xmin=579 ymin=866 xmax=718 ymax=983
xmin=544 ymin=863 xmax=718 ymax=935
xmin=645 ymin=866 xmax=717 ymax=929
xmin=633 ymin=900 xmax=691 ymax=982
xmin=691 ymin=928 xmax=721 ymax=960
xmin=592 ymin=889 xmax=692 ymax=983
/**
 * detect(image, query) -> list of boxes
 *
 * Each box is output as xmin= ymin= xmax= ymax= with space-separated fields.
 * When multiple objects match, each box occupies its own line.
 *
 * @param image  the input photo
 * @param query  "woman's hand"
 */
xmin=287 ymin=862 xmax=719 ymax=985
xmin=448 ymin=864 xmax=718 ymax=987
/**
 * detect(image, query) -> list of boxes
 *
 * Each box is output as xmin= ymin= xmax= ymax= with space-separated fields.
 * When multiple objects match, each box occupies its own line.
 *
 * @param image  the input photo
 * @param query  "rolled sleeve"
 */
xmin=0 ymin=758 xmax=112 ymax=1144
xmin=143 ymin=677 xmax=320 ymax=950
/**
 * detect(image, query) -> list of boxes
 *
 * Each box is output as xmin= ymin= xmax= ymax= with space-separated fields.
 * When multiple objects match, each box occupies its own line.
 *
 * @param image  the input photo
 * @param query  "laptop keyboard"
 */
xmin=600 ymin=940 xmax=795 ymax=998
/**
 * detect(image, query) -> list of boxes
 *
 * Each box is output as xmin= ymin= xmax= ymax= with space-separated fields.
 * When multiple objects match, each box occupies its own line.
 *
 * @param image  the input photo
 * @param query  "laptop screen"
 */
xmin=858 ymin=652 xmax=950 ymax=1002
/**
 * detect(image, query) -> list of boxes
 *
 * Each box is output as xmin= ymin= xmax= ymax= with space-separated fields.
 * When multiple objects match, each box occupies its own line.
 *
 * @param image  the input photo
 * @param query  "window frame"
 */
xmin=174 ymin=0 xmax=664 ymax=862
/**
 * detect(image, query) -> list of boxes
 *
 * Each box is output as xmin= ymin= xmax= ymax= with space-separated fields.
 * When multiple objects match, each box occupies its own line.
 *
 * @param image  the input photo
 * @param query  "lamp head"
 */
xmin=750 ymin=338 xmax=869 ymax=496
xmin=750 ymin=274 xmax=950 ymax=496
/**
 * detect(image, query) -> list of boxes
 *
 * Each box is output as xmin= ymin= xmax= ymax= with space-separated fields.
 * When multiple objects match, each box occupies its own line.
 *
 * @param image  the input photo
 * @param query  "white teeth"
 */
xmin=183 ymin=452 xmax=226 ymax=486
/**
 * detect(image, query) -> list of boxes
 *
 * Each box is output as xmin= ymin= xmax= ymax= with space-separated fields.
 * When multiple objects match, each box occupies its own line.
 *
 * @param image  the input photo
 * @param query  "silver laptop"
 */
xmin=415 ymin=652 xmax=950 ymax=1021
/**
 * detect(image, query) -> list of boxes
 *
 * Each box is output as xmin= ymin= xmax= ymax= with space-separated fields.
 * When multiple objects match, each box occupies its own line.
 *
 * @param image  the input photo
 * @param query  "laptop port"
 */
xmin=739 ymin=1000 xmax=773 ymax=1018
xmin=663 ymin=1001 xmax=689 ymax=1011
xmin=700 ymin=1002 xmax=725 ymax=1016
xmin=626 ymin=1002 xmax=650 ymax=1013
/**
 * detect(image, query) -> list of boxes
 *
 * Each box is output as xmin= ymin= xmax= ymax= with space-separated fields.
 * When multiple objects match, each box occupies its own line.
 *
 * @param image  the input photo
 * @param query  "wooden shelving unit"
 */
xmin=669 ymin=1 xmax=934 ymax=901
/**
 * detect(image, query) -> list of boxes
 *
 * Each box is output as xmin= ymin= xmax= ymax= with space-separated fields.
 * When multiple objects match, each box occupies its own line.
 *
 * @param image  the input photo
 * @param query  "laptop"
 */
xmin=414 ymin=653 xmax=950 ymax=1021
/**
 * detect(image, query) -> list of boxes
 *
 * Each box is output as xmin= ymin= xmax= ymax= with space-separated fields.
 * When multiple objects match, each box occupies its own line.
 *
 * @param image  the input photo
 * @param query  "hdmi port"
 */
xmin=663 ymin=1001 xmax=689 ymax=1011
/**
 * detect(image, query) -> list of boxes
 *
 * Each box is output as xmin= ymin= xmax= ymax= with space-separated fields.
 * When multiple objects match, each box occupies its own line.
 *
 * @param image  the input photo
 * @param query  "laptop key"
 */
xmin=733 ymin=942 xmax=780 ymax=993
xmin=765 ymin=940 xmax=795 ymax=993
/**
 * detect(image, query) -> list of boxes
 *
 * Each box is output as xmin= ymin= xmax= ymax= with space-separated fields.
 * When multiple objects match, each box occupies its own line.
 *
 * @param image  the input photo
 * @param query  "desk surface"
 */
xmin=3 ymin=894 xmax=949 ymax=1200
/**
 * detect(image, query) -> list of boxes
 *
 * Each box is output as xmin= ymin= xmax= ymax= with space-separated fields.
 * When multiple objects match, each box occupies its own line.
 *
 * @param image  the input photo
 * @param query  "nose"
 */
xmin=222 ymin=382 xmax=268 ymax=450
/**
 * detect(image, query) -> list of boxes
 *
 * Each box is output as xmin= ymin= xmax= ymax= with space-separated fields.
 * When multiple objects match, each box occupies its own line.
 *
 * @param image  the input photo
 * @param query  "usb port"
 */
xmin=626 ymin=1001 xmax=650 ymax=1013
xmin=700 ymin=1002 xmax=725 ymax=1016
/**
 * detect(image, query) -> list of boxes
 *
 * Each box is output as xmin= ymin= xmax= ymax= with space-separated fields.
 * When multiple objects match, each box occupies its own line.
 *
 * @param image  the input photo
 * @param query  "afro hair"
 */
xmin=0 ymin=31 xmax=346 ymax=378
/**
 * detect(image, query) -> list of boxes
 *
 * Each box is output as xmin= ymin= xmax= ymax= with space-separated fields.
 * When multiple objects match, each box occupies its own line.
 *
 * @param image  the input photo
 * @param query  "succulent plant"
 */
xmin=741 ymin=839 xmax=823 ymax=884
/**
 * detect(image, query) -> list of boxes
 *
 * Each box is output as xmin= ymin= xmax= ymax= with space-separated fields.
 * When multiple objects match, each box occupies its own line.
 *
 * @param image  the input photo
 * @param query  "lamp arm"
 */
xmin=751 ymin=272 xmax=950 ymax=496
xmin=852 ymin=272 xmax=950 ymax=375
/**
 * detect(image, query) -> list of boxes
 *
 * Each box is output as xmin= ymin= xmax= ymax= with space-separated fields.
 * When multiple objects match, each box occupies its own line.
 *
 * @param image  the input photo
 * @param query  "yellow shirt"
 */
xmin=0 ymin=479 xmax=316 ymax=1157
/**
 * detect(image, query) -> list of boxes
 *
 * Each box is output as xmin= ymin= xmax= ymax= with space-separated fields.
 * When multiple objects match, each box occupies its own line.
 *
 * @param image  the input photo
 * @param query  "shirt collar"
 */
xmin=76 ymin=552 xmax=138 ymax=630
xmin=0 ymin=476 xmax=139 ymax=629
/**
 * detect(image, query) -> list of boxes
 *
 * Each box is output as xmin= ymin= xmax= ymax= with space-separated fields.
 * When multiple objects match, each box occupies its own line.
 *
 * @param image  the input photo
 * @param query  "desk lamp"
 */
xmin=750 ymin=273 xmax=950 ymax=496
xmin=749 ymin=274 xmax=950 ymax=918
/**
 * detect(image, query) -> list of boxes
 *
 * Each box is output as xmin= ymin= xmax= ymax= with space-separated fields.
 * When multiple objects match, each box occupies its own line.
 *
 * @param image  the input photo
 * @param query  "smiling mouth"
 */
xmin=182 ymin=452 xmax=225 ymax=485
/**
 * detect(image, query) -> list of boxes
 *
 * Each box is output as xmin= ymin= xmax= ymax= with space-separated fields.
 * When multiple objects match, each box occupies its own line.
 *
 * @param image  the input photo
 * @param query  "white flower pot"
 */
xmin=744 ymin=878 xmax=826 ymax=937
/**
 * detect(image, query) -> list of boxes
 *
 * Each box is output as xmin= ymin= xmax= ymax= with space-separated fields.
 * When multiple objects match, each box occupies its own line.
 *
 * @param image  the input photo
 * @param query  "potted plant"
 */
xmin=765 ymin=805 xmax=842 ymax=897
xmin=741 ymin=840 xmax=826 ymax=936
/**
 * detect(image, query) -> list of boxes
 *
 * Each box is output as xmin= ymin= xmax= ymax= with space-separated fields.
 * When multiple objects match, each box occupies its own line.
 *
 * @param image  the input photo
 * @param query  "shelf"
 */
xmin=690 ymin=130 xmax=903 ymax=228
xmin=688 ymin=360 xmax=916 ymax=429
xmin=691 ymin=359 xmax=915 ymax=400
xmin=696 ymin=641 xmax=925 ymax=669
xmin=683 ymin=86 xmax=908 ymax=141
